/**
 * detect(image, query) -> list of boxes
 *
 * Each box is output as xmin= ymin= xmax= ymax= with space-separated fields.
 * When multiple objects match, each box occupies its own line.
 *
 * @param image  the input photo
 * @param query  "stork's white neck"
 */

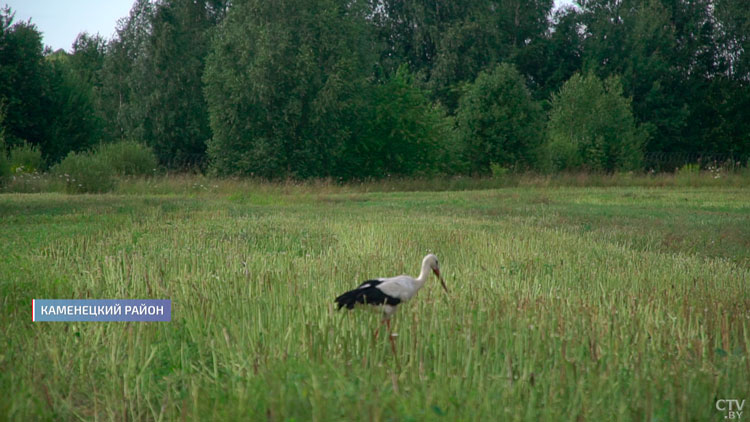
xmin=416 ymin=259 xmax=431 ymax=285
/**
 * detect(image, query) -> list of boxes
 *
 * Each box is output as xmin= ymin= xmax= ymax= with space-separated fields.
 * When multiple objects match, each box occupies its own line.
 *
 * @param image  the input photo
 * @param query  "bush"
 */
xmin=455 ymin=63 xmax=544 ymax=174
xmin=52 ymin=151 xmax=115 ymax=193
xmin=546 ymin=73 xmax=647 ymax=172
xmin=677 ymin=163 xmax=700 ymax=175
xmin=9 ymin=141 xmax=45 ymax=173
xmin=96 ymin=140 xmax=158 ymax=176
xmin=490 ymin=163 xmax=510 ymax=179
xmin=0 ymin=146 xmax=10 ymax=180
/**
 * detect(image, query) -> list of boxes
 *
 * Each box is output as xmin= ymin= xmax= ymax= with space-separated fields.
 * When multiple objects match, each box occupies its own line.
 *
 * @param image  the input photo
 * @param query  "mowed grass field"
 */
xmin=1 ymin=183 xmax=749 ymax=421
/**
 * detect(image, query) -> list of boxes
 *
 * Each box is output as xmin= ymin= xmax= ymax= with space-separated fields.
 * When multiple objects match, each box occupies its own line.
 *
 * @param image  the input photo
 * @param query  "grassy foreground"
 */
xmin=1 ymin=183 xmax=749 ymax=421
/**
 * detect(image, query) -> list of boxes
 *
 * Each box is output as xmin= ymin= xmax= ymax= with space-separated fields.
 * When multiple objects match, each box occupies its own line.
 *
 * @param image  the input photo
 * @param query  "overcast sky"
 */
xmin=5 ymin=0 xmax=577 ymax=52
xmin=4 ymin=0 xmax=134 ymax=51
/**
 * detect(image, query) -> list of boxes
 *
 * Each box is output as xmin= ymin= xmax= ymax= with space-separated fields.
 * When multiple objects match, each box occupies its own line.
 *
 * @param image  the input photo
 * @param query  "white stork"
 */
xmin=335 ymin=254 xmax=448 ymax=352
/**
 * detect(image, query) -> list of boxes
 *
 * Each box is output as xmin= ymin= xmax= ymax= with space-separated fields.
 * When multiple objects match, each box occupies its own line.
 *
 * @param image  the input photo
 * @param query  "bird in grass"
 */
xmin=334 ymin=254 xmax=448 ymax=352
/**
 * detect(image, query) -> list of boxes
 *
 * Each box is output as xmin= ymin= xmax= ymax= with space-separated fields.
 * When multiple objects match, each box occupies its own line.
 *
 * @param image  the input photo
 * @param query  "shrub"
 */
xmin=546 ymin=73 xmax=647 ymax=172
xmin=490 ymin=163 xmax=510 ymax=179
xmin=96 ymin=140 xmax=158 ymax=176
xmin=52 ymin=151 xmax=115 ymax=193
xmin=455 ymin=63 xmax=544 ymax=174
xmin=0 ymin=145 xmax=10 ymax=180
xmin=677 ymin=163 xmax=700 ymax=175
xmin=9 ymin=141 xmax=45 ymax=173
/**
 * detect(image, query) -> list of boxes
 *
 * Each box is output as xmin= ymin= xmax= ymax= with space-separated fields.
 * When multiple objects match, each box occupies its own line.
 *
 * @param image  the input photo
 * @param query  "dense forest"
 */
xmin=1 ymin=0 xmax=748 ymax=179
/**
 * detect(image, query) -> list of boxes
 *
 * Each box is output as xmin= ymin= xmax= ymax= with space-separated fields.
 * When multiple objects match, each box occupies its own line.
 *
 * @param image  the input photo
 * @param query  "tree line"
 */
xmin=1 ymin=0 xmax=748 ymax=179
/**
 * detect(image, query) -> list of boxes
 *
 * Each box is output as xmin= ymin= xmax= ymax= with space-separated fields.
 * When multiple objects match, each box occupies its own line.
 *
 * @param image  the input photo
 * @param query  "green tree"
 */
xmin=577 ymin=0 xmax=735 ymax=158
xmin=527 ymin=7 xmax=584 ymax=101
xmin=692 ymin=0 xmax=750 ymax=159
xmin=97 ymin=0 xmax=154 ymax=142
xmin=98 ymin=0 xmax=225 ymax=167
xmin=455 ymin=63 xmax=543 ymax=174
xmin=370 ymin=0 xmax=553 ymax=110
xmin=42 ymin=52 xmax=102 ymax=162
xmin=136 ymin=0 xmax=223 ymax=165
xmin=0 ymin=8 xmax=47 ymax=149
xmin=349 ymin=66 xmax=453 ymax=178
xmin=204 ymin=0 xmax=376 ymax=178
xmin=0 ymin=8 xmax=101 ymax=163
xmin=714 ymin=0 xmax=749 ymax=81
xmin=547 ymin=72 xmax=646 ymax=172
xmin=69 ymin=33 xmax=106 ymax=88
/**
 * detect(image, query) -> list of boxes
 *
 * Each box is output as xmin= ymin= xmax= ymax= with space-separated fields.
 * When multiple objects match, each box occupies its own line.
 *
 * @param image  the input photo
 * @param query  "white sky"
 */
xmin=4 ymin=0 xmax=577 ymax=53
xmin=3 ymin=0 xmax=134 ymax=52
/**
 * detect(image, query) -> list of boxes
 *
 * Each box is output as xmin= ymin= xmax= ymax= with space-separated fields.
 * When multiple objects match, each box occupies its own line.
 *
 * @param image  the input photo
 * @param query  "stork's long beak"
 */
xmin=434 ymin=269 xmax=448 ymax=294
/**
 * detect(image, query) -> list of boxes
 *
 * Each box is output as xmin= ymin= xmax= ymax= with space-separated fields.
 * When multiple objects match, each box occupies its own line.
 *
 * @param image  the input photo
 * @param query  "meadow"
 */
xmin=1 ymin=177 xmax=749 ymax=421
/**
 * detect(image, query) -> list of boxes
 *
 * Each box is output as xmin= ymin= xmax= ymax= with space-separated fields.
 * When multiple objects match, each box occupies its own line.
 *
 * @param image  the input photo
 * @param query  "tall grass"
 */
xmin=3 ymin=167 xmax=748 ymax=194
xmin=111 ymin=170 xmax=750 ymax=196
xmin=1 ymin=186 xmax=748 ymax=420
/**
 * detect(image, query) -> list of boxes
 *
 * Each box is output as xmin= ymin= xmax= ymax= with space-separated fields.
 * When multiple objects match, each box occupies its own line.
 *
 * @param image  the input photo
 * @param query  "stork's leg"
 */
xmin=386 ymin=319 xmax=397 ymax=355
xmin=374 ymin=318 xmax=386 ymax=341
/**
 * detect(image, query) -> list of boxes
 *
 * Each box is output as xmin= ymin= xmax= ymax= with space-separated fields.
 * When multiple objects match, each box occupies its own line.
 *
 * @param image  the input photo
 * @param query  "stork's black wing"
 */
xmin=335 ymin=279 xmax=401 ymax=310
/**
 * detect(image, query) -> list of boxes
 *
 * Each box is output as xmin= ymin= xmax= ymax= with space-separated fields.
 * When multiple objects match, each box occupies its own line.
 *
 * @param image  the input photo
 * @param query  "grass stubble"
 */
xmin=0 ymin=179 xmax=748 ymax=421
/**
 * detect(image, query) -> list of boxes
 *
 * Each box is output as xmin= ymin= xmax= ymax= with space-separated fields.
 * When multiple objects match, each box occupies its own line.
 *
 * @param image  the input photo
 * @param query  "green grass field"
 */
xmin=1 ymin=182 xmax=749 ymax=421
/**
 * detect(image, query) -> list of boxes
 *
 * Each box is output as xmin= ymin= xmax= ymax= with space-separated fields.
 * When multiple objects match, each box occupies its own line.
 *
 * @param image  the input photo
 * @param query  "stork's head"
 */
xmin=423 ymin=254 xmax=448 ymax=293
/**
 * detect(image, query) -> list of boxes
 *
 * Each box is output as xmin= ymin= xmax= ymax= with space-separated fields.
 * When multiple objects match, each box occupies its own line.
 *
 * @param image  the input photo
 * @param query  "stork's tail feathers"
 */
xmin=334 ymin=289 xmax=361 ymax=310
